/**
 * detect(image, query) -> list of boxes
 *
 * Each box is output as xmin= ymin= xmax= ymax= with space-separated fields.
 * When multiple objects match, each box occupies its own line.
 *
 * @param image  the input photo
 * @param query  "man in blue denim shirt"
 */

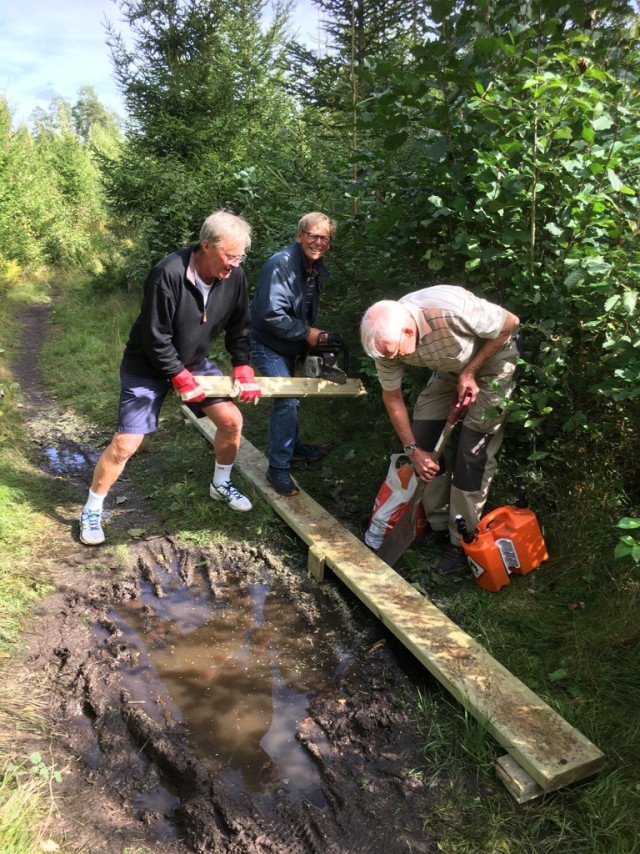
xmin=250 ymin=212 xmax=337 ymax=495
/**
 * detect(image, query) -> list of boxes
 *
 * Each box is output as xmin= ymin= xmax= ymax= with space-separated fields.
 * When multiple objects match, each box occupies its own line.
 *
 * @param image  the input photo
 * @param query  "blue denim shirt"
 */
xmin=250 ymin=242 xmax=329 ymax=356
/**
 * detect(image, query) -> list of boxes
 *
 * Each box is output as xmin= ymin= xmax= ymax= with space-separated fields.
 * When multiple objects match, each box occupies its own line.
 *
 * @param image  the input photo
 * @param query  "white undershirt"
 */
xmin=194 ymin=269 xmax=213 ymax=300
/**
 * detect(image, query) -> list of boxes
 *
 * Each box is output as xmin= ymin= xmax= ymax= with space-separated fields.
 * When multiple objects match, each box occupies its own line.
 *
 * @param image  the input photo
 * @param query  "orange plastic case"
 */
xmin=461 ymin=505 xmax=548 ymax=593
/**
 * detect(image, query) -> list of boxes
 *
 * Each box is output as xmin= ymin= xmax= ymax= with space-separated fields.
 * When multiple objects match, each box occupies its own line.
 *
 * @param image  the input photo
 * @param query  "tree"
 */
xmin=0 ymin=92 xmax=115 ymax=270
xmin=354 ymin=0 xmax=640 ymax=469
xmin=104 ymin=0 xmax=299 ymax=259
xmin=72 ymin=85 xmax=122 ymax=154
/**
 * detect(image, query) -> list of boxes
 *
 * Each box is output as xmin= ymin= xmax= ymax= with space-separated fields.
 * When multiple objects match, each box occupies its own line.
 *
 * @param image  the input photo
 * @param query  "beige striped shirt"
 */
xmin=374 ymin=286 xmax=507 ymax=391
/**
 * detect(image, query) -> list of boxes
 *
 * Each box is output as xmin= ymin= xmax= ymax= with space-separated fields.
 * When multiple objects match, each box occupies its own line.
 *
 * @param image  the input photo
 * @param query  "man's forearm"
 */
xmin=382 ymin=388 xmax=415 ymax=446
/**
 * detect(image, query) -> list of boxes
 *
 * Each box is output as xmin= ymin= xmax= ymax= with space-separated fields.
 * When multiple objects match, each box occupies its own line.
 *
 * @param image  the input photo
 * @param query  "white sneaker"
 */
xmin=79 ymin=509 xmax=105 ymax=545
xmin=209 ymin=481 xmax=252 ymax=512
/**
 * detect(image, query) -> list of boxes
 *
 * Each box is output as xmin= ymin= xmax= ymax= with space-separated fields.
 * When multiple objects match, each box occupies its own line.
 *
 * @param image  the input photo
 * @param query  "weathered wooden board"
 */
xmin=495 ymin=755 xmax=545 ymax=803
xmin=183 ymin=407 xmax=606 ymax=795
xmin=189 ymin=375 xmax=367 ymax=399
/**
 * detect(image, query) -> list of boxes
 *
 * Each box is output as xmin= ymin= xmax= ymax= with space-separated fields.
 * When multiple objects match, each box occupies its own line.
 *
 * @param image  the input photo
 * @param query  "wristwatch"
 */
xmin=403 ymin=443 xmax=419 ymax=456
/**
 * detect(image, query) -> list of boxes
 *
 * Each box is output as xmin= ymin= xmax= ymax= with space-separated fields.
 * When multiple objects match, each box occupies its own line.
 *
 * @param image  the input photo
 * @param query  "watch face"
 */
xmin=404 ymin=444 xmax=417 ymax=455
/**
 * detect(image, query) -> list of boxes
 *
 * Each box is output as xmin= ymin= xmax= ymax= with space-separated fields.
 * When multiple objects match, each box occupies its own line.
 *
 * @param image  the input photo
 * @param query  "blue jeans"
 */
xmin=251 ymin=338 xmax=299 ymax=470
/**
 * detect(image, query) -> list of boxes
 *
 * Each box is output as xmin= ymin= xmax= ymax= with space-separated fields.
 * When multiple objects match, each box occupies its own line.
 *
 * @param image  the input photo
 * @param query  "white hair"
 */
xmin=360 ymin=300 xmax=409 ymax=359
xmin=200 ymin=210 xmax=252 ymax=251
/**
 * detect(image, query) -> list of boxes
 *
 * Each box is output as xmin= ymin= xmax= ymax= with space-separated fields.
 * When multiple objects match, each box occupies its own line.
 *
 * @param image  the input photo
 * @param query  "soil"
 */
xmin=6 ymin=301 xmax=453 ymax=854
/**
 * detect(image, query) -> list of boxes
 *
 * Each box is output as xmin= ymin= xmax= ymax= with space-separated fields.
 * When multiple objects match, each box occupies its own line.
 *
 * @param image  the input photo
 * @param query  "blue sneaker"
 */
xmin=79 ymin=509 xmax=105 ymax=546
xmin=267 ymin=467 xmax=299 ymax=496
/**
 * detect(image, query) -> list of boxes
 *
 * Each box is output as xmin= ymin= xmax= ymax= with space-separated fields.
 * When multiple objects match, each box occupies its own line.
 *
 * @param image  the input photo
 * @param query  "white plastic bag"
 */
xmin=365 ymin=454 xmax=426 ymax=551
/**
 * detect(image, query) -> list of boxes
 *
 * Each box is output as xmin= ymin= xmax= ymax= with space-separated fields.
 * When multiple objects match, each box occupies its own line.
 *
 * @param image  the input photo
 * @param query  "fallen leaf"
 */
xmin=568 ymin=603 xmax=578 ymax=611
xmin=115 ymin=496 xmax=127 ymax=505
xmin=127 ymin=528 xmax=146 ymax=538
xmin=23 ymin=705 xmax=35 ymax=712
xmin=41 ymin=841 xmax=60 ymax=852
xmin=0 ymin=652 xmax=11 ymax=659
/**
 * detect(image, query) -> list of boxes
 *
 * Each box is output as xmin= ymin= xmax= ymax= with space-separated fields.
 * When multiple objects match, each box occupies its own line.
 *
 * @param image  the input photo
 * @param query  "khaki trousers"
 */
xmin=411 ymin=338 xmax=519 ymax=545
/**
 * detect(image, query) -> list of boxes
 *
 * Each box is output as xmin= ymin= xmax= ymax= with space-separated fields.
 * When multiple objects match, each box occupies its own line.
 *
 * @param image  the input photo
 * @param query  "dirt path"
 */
xmin=7 ymin=301 xmax=449 ymax=854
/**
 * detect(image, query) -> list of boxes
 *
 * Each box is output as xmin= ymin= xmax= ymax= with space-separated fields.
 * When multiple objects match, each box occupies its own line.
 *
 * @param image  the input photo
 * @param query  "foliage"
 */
xmin=105 ymin=0 xmax=302 ymax=261
xmin=354 ymin=0 xmax=640 ymax=472
xmin=0 ymin=753 xmax=60 ymax=854
xmin=0 ymin=93 xmax=119 ymax=270
xmin=614 ymin=516 xmax=640 ymax=567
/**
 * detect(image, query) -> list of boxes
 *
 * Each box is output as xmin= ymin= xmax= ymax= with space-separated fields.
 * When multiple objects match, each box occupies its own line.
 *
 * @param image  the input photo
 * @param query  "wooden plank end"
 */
xmin=495 ymin=755 xmax=545 ymax=803
xmin=308 ymin=544 xmax=326 ymax=582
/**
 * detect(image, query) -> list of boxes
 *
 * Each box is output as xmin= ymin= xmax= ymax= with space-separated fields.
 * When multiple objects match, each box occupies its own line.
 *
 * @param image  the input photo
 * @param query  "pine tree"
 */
xmin=104 ymin=0 xmax=298 ymax=256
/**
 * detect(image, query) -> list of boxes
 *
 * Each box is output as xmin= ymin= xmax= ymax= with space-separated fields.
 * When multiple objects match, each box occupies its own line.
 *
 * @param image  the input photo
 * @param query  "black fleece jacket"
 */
xmin=121 ymin=246 xmax=251 ymax=380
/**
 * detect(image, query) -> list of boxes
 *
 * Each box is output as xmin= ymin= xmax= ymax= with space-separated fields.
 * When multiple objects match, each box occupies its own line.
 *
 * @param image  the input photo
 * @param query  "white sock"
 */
xmin=84 ymin=489 xmax=107 ymax=513
xmin=212 ymin=463 xmax=233 ymax=488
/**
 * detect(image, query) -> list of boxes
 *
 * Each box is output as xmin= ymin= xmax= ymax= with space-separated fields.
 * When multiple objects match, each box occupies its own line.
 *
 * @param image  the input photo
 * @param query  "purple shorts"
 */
xmin=117 ymin=358 xmax=226 ymax=435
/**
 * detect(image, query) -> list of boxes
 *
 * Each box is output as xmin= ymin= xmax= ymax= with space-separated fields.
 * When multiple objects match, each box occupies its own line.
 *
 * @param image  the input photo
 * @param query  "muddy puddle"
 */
xmin=97 ymin=553 xmax=360 ymax=813
xmin=40 ymin=538 xmax=440 ymax=853
xmin=43 ymin=443 xmax=100 ymax=475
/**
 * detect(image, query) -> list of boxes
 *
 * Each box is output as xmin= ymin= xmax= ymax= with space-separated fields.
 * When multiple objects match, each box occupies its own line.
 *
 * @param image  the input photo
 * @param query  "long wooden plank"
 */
xmin=190 ymin=375 xmax=367 ymax=399
xmin=183 ymin=407 xmax=606 ymax=794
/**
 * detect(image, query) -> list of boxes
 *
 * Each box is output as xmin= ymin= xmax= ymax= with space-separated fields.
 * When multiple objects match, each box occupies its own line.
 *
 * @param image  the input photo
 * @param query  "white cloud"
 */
xmin=0 ymin=0 xmax=322 ymax=129
xmin=0 ymin=0 xmax=125 ymax=126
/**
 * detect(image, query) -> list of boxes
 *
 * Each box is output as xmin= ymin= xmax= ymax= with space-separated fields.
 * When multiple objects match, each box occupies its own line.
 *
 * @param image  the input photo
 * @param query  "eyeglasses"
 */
xmin=219 ymin=249 xmax=247 ymax=264
xmin=302 ymin=231 xmax=331 ymax=245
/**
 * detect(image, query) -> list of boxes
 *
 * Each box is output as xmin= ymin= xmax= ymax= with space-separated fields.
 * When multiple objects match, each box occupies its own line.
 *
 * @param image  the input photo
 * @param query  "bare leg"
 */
xmin=202 ymin=401 xmax=252 ymax=511
xmin=202 ymin=400 xmax=243 ymax=464
xmin=90 ymin=432 xmax=145 ymax=494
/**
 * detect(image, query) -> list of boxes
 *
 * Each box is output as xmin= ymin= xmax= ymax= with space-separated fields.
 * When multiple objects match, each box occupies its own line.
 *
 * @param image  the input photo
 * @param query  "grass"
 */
xmin=0 ymin=754 xmax=60 ymax=854
xmin=0 ymin=271 xmax=74 ymax=853
xmin=400 ymin=464 xmax=640 ymax=852
xmin=4 ymin=267 xmax=640 ymax=852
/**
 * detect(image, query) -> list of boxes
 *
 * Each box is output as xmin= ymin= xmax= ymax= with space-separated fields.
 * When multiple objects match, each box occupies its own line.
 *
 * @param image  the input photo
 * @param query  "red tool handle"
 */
xmin=432 ymin=389 xmax=473 ymax=461
xmin=449 ymin=388 xmax=474 ymax=423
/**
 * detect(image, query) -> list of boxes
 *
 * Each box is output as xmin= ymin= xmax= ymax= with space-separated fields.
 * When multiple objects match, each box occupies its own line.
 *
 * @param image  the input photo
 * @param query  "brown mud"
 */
xmin=6 ymin=301 xmax=456 ymax=853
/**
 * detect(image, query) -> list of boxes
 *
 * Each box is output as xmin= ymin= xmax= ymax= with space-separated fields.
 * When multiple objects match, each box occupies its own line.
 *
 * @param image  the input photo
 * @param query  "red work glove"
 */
xmin=171 ymin=368 xmax=206 ymax=402
xmin=232 ymin=365 xmax=261 ymax=404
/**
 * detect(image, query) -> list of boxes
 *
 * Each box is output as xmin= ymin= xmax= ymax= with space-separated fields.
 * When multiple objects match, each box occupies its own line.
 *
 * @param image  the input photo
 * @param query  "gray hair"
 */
xmin=360 ymin=300 xmax=408 ymax=359
xmin=200 ymin=210 xmax=252 ymax=251
xmin=297 ymin=211 xmax=338 ymax=242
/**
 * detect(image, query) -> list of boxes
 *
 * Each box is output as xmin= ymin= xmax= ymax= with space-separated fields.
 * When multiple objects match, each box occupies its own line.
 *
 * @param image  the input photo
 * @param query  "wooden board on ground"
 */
xmin=182 ymin=407 xmax=606 ymax=797
xmin=191 ymin=375 xmax=367 ymax=399
xmin=495 ymin=754 xmax=545 ymax=804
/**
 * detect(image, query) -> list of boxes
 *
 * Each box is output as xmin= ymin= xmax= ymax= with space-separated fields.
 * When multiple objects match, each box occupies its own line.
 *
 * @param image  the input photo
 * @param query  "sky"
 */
xmin=0 ymin=0 xmax=322 ymax=129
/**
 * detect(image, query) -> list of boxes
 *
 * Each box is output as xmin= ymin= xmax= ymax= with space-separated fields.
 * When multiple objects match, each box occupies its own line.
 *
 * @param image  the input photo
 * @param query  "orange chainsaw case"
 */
xmin=461 ymin=505 xmax=548 ymax=593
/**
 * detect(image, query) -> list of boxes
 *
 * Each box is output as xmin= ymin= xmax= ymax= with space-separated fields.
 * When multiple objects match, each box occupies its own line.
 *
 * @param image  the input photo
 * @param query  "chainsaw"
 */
xmin=302 ymin=332 xmax=349 ymax=385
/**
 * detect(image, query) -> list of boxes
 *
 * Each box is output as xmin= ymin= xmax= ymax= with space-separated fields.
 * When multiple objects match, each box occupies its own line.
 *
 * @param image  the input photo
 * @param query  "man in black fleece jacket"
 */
xmin=79 ymin=211 xmax=261 ymax=546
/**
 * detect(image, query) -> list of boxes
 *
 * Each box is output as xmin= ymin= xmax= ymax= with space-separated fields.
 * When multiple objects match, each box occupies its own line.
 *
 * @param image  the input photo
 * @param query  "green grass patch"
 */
xmin=40 ymin=275 xmax=138 ymax=425
xmin=0 ymin=753 xmax=61 ymax=854
xmin=0 ymin=453 xmax=57 ymax=650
